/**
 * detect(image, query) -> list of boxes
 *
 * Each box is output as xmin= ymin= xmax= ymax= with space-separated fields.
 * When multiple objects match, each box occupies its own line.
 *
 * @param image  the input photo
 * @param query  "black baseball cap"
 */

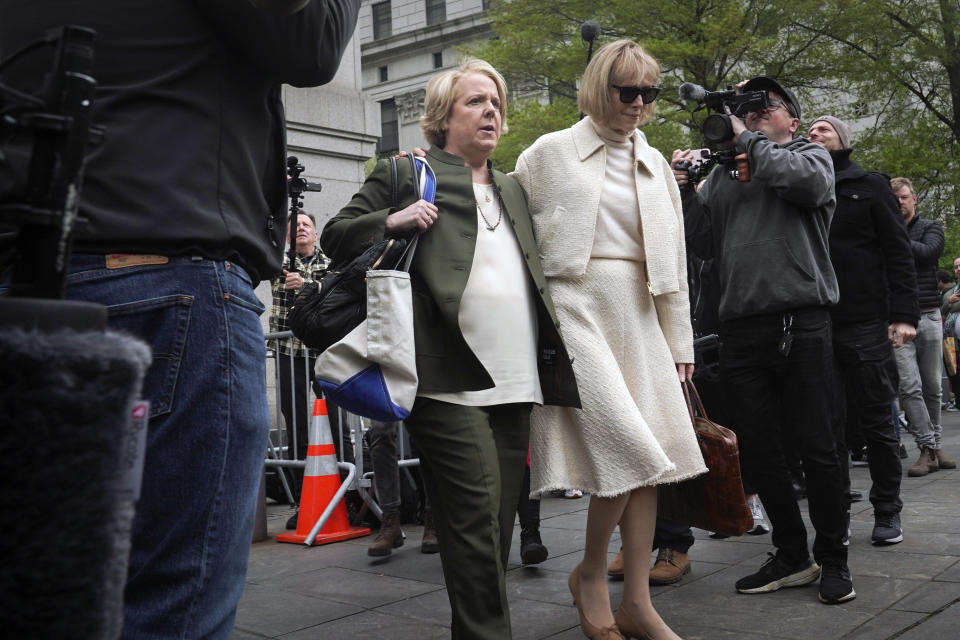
xmin=742 ymin=76 xmax=801 ymax=120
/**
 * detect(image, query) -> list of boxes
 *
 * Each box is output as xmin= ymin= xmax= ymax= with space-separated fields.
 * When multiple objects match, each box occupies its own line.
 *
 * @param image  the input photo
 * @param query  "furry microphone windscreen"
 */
xmin=0 ymin=328 xmax=151 ymax=639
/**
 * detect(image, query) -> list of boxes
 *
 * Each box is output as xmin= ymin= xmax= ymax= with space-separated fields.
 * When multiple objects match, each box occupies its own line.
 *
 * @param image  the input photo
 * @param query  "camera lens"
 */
xmin=703 ymin=114 xmax=734 ymax=144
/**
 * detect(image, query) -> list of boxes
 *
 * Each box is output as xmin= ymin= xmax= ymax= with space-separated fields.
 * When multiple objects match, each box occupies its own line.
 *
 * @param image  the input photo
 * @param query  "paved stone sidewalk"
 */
xmin=233 ymin=413 xmax=960 ymax=639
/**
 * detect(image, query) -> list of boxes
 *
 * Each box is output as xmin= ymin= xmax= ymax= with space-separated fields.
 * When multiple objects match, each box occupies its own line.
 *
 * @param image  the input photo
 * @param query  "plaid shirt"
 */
xmin=269 ymin=249 xmax=328 ymax=356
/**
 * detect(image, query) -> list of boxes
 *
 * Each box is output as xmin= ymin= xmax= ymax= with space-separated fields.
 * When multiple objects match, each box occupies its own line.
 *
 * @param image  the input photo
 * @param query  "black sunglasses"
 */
xmin=611 ymin=84 xmax=661 ymax=104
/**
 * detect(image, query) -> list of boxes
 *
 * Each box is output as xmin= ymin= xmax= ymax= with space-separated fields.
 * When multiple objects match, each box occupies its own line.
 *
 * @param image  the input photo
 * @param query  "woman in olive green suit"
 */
xmin=320 ymin=59 xmax=579 ymax=640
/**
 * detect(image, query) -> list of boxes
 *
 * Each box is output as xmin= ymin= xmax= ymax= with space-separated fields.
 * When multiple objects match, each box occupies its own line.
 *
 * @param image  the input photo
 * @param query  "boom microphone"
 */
xmin=580 ymin=21 xmax=601 ymax=43
xmin=679 ymin=82 xmax=708 ymax=103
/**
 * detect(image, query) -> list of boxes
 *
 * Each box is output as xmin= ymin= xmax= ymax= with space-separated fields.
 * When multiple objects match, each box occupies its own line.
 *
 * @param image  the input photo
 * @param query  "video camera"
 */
xmin=677 ymin=82 xmax=770 ymax=183
xmin=284 ymin=156 xmax=322 ymax=266
xmin=1 ymin=25 xmax=102 ymax=299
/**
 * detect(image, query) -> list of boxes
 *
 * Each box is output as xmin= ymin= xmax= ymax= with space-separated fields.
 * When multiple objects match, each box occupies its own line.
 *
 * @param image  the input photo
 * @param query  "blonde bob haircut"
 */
xmin=578 ymin=40 xmax=660 ymax=128
xmin=420 ymin=58 xmax=509 ymax=148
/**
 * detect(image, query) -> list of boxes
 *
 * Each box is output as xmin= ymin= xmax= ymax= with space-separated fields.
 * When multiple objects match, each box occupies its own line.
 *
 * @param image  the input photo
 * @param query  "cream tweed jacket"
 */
xmin=514 ymin=117 xmax=694 ymax=364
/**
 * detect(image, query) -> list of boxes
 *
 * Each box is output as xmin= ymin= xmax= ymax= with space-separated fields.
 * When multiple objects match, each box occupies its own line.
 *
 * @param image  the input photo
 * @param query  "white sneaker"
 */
xmin=747 ymin=495 xmax=770 ymax=535
xmin=563 ymin=488 xmax=583 ymax=499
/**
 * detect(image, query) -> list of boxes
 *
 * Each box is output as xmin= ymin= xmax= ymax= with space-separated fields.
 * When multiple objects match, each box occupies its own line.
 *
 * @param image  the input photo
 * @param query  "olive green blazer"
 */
xmin=321 ymin=146 xmax=580 ymax=408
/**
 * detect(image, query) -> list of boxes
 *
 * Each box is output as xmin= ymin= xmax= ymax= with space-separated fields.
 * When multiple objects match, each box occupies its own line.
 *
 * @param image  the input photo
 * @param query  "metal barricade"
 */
xmin=262 ymin=330 xmax=420 ymax=535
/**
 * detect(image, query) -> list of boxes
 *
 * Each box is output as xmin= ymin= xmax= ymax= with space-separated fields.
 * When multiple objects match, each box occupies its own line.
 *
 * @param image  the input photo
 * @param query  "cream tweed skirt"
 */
xmin=530 ymin=258 xmax=707 ymax=498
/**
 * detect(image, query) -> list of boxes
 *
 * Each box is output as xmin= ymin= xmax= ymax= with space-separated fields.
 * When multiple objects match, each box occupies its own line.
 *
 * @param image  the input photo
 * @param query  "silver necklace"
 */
xmin=474 ymin=185 xmax=501 ymax=231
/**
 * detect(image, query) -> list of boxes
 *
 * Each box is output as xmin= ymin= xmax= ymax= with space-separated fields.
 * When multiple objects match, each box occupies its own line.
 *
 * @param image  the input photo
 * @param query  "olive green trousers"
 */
xmin=405 ymin=398 xmax=531 ymax=640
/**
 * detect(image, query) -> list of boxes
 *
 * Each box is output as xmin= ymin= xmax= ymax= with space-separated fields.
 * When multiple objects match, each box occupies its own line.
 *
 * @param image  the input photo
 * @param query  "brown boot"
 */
xmin=420 ymin=510 xmax=439 ymax=554
xmin=933 ymin=449 xmax=957 ymax=469
xmin=907 ymin=447 xmax=939 ymax=477
xmin=607 ymin=550 xmax=624 ymax=579
xmin=936 ymin=449 xmax=957 ymax=469
xmin=649 ymin=548 xmax=691 ymax=585
xmin=368 ymin=510 xmax=403 ymax=557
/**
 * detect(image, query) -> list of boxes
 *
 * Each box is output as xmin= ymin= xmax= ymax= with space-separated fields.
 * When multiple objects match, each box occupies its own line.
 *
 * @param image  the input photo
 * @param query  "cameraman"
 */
xmin=677 ymin=77 xmax=853 ymax=605
xmin=0 ymin=1 xmax=359 ymax=637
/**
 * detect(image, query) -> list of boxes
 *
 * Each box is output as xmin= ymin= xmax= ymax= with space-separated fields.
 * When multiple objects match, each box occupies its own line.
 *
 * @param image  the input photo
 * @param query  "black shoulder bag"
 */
xmin=288 ymin=155 xmax=419 ymax=352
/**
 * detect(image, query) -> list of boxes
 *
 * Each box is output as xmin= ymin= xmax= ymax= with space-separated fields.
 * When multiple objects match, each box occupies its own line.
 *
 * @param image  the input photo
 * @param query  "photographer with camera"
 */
xmin=269 ymin=210 xmax=328 ymax=524
xmin=1 ymin=1 xmax=359 ymax=637
xmin=678 ymin=77 xmax=854 ymax=604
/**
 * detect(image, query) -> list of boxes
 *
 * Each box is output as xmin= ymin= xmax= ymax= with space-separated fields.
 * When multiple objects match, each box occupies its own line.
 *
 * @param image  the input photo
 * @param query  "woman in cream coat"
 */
xmin=514 ymin=41 xmax=706 ymax=640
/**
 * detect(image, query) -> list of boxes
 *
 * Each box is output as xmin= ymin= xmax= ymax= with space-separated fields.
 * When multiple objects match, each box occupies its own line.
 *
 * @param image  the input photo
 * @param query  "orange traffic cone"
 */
xmin=277 ymin=398 xmax=370 ymax=545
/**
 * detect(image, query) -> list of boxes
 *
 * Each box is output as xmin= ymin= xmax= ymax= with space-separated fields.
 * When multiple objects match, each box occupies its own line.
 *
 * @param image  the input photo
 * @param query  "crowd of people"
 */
xmin=3 ymin=1 xmax=955 ymax=638
xmin=276 ymin=47 xmax=958 ymax=640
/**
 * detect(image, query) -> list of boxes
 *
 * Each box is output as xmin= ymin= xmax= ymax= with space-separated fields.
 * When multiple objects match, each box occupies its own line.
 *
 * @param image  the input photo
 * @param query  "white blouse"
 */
xmin=421 ymin=182 xmax=543 ymax=406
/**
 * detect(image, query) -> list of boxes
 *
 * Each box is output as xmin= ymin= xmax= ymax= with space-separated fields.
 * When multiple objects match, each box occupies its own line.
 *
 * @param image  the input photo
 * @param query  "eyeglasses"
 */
xmin=759 ymin=99 xmax=794 ymax=117
xmin=611 ymin=84 xmax=661 ymax=104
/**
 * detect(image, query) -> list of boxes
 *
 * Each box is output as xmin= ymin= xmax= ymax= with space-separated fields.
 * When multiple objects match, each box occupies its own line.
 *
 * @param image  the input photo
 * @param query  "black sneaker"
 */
xmin=899 ymin=443 xmax=908 ymax=459
xmin=871 ymin=511 xmax=903 ymax=545
xmin=735 ymin=553 xmax=821 ymax=594
xmin=818 ymin=560 xmax=856 ymax=604
xmin=519 ymin=528 xmax=548 ymax=565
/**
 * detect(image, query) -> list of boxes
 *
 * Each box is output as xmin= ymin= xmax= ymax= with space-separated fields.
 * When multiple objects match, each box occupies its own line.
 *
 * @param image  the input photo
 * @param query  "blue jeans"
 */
xmin=895 ymin=309 xmax=942 ymax=449
xmin=65 ymin=255 xmax=270 ymax=639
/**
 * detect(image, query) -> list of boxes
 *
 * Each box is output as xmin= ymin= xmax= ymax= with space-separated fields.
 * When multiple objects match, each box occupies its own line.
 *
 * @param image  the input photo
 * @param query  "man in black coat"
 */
xmin=889 ymin=176 xmax=956 ymax=476
xmin=808 ymin=116 xmax=917 ymax=546
xmin=1 ymin=2 xmax=360 ymax=637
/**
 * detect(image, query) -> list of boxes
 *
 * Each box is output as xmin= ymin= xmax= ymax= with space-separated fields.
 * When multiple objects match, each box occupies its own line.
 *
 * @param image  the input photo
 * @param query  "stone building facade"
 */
xmin=283 ymin=33 xmax=380 ymax=226
xmin=358 ymin=0 xmax=494 ymax=155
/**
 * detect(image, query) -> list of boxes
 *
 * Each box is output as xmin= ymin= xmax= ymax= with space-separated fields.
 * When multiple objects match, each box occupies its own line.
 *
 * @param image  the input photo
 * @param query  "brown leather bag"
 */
xmin=657 ymin=380 xmax=753 ymax=536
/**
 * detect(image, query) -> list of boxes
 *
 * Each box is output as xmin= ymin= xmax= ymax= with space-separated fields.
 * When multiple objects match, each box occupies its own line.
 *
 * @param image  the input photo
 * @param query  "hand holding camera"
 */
xmin=679 ymin=82 xmax=763 ymax=183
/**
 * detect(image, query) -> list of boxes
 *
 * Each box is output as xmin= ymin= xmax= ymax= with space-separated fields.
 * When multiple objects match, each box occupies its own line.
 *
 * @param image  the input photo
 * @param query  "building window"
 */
xmin=432 ymin=51 xmax=443 ymax=69
xmin=372 ymin=1 xmax=391 ymax=40
xmin=377 ymin=100 xmax=399 ymax=157
xmin=425 ymin=0 xmax=446 ymax=26
xmin=482 ymin=0 xmax=491 ymax=10
xmin=379 ymin=66 xmax=388 ymax=82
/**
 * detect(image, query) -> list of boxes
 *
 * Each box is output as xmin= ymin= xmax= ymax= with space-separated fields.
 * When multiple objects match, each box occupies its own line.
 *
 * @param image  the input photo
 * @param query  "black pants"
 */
xmin=832 ymin=320 xmax=903 ymax=514
xmin=278 ymin=352 xmax=315 ymax=500
xmin=721 ymin=307 xmax=847 ymax=565
xmin=654 ymin=517 xmax=695 ymax=553
xmin=517 ymin=464 xmax=540 ymax=531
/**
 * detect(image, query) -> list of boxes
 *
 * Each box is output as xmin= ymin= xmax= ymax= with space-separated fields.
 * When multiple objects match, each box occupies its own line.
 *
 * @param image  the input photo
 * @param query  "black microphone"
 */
xmin=679 ymin=82 xmax=708 ymax=103
xmin=581 ymin=21 xmax=601 ymax=43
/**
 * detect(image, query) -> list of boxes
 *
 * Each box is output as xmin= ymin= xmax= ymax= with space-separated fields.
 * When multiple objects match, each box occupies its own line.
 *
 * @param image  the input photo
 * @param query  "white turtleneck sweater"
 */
xmin=589 ymin=121 xmax=646 ymax=262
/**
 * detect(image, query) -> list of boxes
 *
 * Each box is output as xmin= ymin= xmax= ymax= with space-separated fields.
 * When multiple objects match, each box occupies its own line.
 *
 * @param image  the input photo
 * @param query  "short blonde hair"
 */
xmin=890 ymin=177 xmax=914 ymax=194
xmin=420 ymin=58 xmax=509 ymax=148
xmin=578 ymin=40 xmax=660 ymax=128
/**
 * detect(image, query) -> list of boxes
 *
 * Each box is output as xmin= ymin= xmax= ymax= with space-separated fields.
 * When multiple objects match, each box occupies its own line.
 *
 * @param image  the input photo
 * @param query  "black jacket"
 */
xmin=0 ymin=0 xmax=360 ymax=283
xmin=827 ymin=149 xmax=919 ymax=326
xmin=905 ymin=213 xmax=945 ymax=311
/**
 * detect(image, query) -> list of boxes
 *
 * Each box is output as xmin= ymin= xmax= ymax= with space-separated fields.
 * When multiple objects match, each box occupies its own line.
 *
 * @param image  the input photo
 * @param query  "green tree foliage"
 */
xmin=469 ymin=0 xmax=959 ymax=264
xmin=790 ymin=0 xmax=960 ymax=266
xmin=469 ymin=0 xmax=809 ymax=168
